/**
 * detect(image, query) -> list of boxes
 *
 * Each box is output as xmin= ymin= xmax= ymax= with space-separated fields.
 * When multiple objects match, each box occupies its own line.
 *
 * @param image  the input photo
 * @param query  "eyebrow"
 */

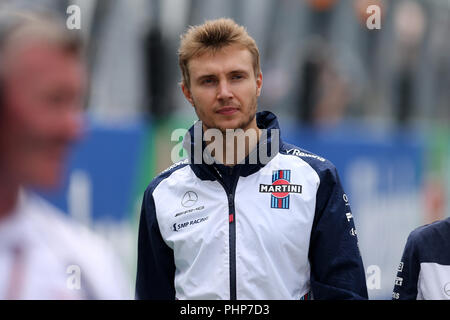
xmin=195 ymin=69 xmax=250 ymax=80
xmin=196 ymin=74 xmax=216 ymax=81
xmin=229 ymin=69 xmax=250 ymax=76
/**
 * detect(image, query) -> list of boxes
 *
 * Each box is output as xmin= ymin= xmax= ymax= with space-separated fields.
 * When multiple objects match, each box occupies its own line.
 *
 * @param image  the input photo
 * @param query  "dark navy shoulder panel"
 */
xmin=145 ymin=159 xmax=190 ymax=197
xmin=280 ymin=142 xmax=335 ymax=175
xmin=136 ymin=159 xmax=189 ymax=300
xmin=280 ymin=141 xmax=341 ymax=216
xmin=281 ymin=142 xmax=368 ymax=299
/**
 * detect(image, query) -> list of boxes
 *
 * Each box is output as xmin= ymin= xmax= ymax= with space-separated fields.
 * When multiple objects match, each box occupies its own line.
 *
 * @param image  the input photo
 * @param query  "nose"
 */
xmin=217 ymin=80 xmax=233 ymax=101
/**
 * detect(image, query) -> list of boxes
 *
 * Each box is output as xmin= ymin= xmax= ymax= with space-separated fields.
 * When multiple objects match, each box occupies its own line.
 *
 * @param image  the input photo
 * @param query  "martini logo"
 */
xmin=259 ymin=170 xmax=302 ymax=209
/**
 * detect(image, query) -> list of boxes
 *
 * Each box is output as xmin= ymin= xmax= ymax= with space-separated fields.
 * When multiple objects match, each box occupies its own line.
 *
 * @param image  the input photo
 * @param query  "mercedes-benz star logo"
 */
xmin=181 ymin=191 xmax=198 ymax=208
xmin=444 ymin=282 xmax=450 ymax=297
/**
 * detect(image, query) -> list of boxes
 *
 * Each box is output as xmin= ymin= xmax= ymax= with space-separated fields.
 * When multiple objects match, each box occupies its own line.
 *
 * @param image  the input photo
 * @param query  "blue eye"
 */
xmin=202 ymin=78 xmax=216 ymax=85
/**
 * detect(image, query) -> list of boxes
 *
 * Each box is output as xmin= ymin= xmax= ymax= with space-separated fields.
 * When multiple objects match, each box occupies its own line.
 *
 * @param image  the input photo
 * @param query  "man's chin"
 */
xmin=28 ymin=176 xmax=63 ymax=191
xmin=27 ymin=165 xmax=65 ymax=191
xmin=202 ymin=112 xmax=257 ymax=133
xmin=213 ymin=119 xmax=250 ymax=132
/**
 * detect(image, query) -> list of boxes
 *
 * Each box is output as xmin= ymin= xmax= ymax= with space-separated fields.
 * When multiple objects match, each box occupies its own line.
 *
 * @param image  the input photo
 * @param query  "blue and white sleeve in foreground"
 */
xmin=393 ymin=218 xmax=450 ymax=300
xmin=392 ymin=232 xmax=420 ymax=300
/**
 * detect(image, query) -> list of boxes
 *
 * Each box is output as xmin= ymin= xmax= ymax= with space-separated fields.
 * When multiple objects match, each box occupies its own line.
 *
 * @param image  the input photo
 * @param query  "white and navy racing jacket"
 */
xmin=136 ymin=111 xmax=368 ymax=300
xmin=393 ymin=218 xmax=450 ymax=300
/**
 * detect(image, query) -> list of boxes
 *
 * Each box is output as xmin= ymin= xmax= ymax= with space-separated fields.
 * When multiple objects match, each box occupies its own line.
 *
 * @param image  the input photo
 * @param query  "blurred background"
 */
xmin=3 ymin=0 xmax=448 ymax=299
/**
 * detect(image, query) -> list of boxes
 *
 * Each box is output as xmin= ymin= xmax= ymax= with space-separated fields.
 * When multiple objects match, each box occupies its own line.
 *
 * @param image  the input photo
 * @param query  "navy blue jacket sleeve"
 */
xmin=392 ymin=231 xmax=421 ymax=300
xmin=308 ymin=165 xmax=368 ymax=300
xmin=135 ymin=188 xmax=176 ymax=300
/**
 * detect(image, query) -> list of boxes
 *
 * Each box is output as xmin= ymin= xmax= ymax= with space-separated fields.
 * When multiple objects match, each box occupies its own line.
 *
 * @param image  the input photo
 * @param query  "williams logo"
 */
xmin=259 ymin=170 xmax=302 ymax=209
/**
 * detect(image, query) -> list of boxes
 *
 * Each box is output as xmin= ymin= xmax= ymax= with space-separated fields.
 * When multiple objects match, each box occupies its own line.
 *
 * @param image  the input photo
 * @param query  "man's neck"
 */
xmin=204 ymin=126 xmax=261 ymax=167
xmin=0 ymin=172 xmax=20 ymax=221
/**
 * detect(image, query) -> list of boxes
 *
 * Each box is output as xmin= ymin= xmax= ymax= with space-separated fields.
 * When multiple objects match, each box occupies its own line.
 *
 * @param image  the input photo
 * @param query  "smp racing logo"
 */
xmin=259 ymin=170 xmax=302 ymax=209
xmin=173 ymin=216 xmax=209 ymax=232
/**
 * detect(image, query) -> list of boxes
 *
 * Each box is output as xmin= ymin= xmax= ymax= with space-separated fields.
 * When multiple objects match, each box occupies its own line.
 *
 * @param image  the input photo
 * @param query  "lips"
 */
xmin=216 ymin=106 xmax=238 ymax=115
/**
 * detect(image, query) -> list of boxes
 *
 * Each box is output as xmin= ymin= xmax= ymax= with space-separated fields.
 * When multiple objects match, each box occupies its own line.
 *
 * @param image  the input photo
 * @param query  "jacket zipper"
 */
xmin=213 ymin=166 xmax=239 ymax=300
xmin=227 ymin=192 xmax=237 ymax=300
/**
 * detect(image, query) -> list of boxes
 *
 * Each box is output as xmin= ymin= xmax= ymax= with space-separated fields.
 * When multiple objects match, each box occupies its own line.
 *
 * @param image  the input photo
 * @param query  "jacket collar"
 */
xmin=183 ymin=111 xmax=282 ymax=181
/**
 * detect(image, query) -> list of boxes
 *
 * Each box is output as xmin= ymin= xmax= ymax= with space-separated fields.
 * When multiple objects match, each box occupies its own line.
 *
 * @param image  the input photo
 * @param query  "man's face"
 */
xmin=0 ymin=42 xmax=85 ymax=189
xmin=182 ymin=44 xmax=262 ymax=133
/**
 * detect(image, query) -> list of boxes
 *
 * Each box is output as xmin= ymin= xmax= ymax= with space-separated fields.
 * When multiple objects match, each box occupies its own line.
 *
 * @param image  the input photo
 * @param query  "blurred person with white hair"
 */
xmin=0 ymin=9 xmax=130 ymax=299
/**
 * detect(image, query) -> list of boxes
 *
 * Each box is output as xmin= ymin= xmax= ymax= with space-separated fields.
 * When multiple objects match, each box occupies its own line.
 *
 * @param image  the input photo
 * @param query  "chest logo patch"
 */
xmin=259 ymin=170 xmax=302 ymax=209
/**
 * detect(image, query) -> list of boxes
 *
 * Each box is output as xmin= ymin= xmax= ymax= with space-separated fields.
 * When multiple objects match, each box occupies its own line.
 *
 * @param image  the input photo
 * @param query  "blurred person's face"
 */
xmin=182 ymin=44 xmax=262 ymax=133
xmin=0 ymin=42 xmax=85 ymax=189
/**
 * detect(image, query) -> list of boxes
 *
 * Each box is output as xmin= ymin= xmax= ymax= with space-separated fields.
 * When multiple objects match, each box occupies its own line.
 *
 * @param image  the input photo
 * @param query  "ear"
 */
xmin=256 ymin=72 xmax=263 ymax=97
xmin=181 ymin=82 xmax=195 ymax=106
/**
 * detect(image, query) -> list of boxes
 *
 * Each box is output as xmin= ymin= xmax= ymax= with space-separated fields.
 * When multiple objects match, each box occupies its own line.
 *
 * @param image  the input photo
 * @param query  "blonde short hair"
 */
xmin=178 ymin=18 xmax=260 ymax=88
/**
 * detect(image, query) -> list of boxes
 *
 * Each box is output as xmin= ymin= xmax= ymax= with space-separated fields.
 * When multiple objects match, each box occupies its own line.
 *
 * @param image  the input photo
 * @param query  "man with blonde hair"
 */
xmin=136 ymin=18 xmax=368 ymax=300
